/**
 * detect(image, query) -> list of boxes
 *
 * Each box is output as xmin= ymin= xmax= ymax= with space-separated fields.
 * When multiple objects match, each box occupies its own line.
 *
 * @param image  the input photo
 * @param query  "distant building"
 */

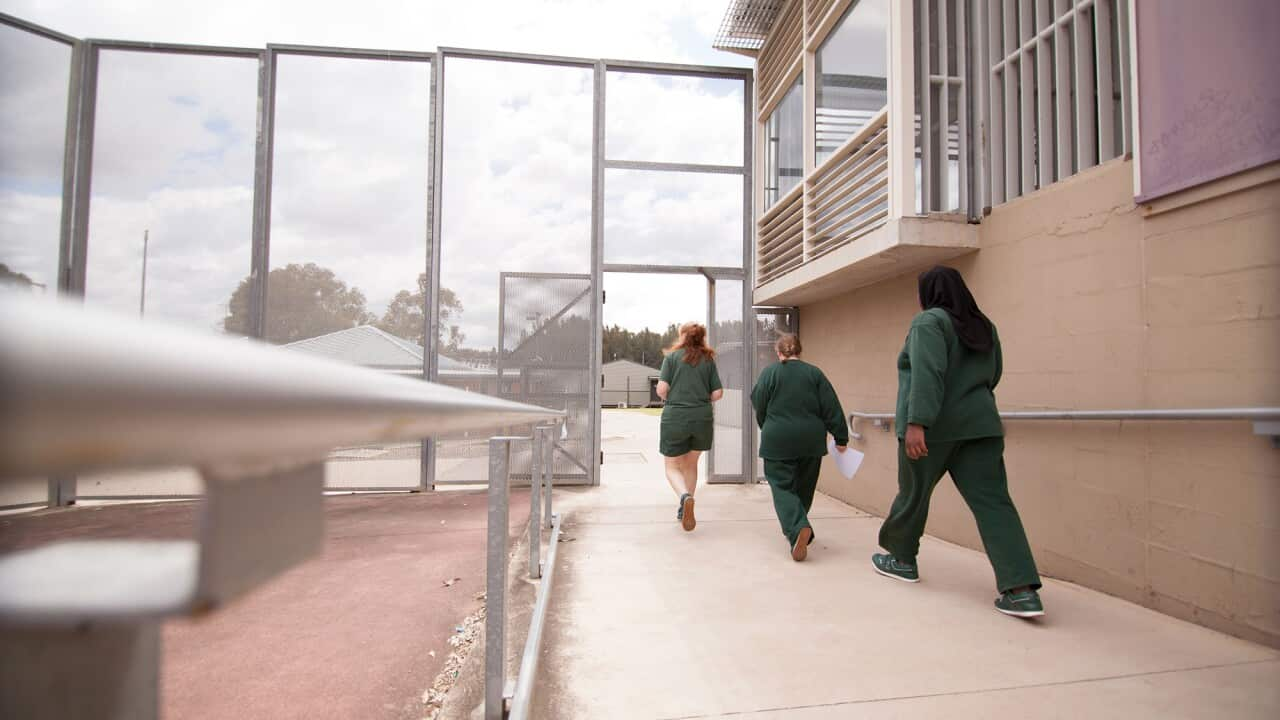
xmin=601 ymin=359 xmax=660 ymax=407
xmin=283 ymin=325 xmax=496 ymax=393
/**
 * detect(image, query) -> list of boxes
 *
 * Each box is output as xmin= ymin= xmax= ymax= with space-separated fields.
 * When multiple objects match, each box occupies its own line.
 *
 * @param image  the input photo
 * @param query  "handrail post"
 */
xmin=544 ymin=422 xmax=556 ymax=529
xmin=485 ymin=437 xmax=512 ymax=720
xmin=529 ymin=427 xmax=544 ymax=580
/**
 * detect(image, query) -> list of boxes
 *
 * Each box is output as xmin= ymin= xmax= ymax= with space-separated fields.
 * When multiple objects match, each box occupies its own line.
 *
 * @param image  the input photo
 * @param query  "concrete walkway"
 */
xmin=533 ymin=410 xmax=1280 ymax=719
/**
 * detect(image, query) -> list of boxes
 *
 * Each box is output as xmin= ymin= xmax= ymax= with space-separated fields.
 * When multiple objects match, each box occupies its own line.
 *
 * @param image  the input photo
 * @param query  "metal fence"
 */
xmin=0 ymin=12 xmax=756 ymax=507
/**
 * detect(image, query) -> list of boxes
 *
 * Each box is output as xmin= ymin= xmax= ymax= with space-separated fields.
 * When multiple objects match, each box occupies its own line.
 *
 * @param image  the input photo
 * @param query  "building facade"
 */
xmin=719 ymin=0 xmax=1280 ymax=646
xmin=600 ymin=359 xmax=661 ymax=407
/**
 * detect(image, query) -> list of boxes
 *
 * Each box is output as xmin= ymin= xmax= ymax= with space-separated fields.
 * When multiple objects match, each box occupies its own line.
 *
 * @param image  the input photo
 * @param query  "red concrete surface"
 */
xmin=0 ymin=491 xmax=531 ymax=720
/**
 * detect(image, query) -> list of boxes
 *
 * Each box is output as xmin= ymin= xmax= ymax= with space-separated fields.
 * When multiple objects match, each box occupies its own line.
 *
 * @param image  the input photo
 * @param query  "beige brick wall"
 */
xmin=801 ymin=158 xmax=1280 ymax=646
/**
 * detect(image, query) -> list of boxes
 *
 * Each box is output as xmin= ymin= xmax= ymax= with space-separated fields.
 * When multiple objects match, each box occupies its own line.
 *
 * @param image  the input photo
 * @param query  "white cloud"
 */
xmin=0 ymin=0 xmax=750 ymax=68
xmin=0 ymin=190 xmax=61 ymax=290
xmin=603 ymin=272 xmax=707 ymax=337
xmin=0 ymin=23 xmax=72 ymax=186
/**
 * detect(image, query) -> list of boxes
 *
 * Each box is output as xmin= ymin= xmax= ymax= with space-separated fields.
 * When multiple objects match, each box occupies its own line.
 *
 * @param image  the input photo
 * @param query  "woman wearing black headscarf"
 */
xmin=871 ymin=266 xmax=1044 ymax=618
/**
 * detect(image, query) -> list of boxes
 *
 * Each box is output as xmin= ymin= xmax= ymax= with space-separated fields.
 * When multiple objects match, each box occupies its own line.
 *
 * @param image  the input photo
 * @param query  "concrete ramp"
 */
xmin=534 ymin=411 xmax=1279 ymax=719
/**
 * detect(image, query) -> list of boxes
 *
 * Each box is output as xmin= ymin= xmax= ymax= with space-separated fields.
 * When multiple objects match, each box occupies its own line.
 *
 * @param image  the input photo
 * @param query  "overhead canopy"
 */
xmin=712 ymin=0 xmax=784 ymax=56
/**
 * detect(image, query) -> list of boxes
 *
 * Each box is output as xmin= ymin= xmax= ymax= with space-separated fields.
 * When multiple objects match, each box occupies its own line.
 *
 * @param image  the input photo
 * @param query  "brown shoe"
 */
xmin=792 ymin=527 xmax=812 ymax=561
xmin=681 ymin=494 xmax=696 ymax=531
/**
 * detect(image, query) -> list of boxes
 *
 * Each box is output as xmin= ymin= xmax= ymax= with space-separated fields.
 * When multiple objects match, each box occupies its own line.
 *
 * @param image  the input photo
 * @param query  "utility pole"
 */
xmin=139 ymin=229 xmax=149 ymax=318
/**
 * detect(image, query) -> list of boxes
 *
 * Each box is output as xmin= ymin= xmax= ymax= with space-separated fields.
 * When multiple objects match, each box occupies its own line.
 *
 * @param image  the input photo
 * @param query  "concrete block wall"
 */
xmin=802 ymin=158 xmax=1280 ymax=646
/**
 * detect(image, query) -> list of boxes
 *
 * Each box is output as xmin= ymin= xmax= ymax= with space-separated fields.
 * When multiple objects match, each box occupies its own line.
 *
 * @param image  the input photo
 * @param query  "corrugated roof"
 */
xmin=602 ymin=359 xmax=661 ymax=375
xmin=283 ymin=326 xmax=489 ymax=376
xmin=713 ymin=0 xmax=784 ymax=55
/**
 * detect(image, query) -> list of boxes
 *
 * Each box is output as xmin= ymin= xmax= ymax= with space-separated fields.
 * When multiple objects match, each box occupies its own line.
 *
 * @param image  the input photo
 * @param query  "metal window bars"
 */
xmin=981 ymin=0 xmax=1130 ymax=207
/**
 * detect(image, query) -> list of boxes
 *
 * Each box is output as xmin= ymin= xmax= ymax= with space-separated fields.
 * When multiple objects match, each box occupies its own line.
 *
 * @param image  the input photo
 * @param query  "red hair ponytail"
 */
xmin=664 ymin=322 xmax=716 ymax=366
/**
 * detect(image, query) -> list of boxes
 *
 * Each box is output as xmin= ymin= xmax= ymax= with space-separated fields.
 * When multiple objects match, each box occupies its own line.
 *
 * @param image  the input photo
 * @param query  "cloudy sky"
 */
xmin=0 ymin=0 xmax=751 ymax=349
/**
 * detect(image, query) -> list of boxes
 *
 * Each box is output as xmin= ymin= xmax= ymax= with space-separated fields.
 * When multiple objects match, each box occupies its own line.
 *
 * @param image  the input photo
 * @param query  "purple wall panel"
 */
xmin=1135 ymin=0 xmax=1280 ymax=201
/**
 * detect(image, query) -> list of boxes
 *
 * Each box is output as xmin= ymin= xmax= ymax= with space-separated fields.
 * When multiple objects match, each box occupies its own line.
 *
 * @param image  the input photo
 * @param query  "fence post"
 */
xmin=485 ymin=437 xmax=511 ymax=720
xmin=529 ymin=427 xmax=544 ymax=580
xmin=46 ymin=475 xmax=76 ymax=507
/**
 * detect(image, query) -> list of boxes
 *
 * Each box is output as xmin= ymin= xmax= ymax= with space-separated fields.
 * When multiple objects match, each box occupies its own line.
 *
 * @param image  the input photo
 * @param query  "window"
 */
xmin=815 ymin=0 xmax=890 ymax=166
xmin=981 ymin=0 xmax=1130 ymax=207
xmin=763 ymin=76 xmax=803 ymax=209
xmin=914 ymin=0 xmax=967 ymax=213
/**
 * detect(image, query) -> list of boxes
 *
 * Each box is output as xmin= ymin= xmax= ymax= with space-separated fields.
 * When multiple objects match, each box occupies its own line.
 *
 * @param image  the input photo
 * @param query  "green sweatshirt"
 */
xmin=895 ymin=307 xmax=1004 ymax=441
xmin=751 ymin=359 xmax=849 ymax=459
xmin=659 ymin=349 xmax=723 ymax=422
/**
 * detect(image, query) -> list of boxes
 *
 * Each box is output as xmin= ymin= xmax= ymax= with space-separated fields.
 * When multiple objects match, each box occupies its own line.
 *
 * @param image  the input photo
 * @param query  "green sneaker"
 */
xmin=872 ymin=553 xmax=919 ymax=583
xmin=995 ymin=589 xmax=1045 ymax=618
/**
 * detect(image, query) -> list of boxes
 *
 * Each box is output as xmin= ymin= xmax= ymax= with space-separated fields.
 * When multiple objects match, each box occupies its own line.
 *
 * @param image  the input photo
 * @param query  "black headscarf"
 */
xmin=917 ymin=266 xmax=994 ymax=353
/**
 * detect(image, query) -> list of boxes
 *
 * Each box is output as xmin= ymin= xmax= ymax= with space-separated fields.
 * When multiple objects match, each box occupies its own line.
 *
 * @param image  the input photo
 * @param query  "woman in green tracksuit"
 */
xmin=751 ymin=333 xmax=849 ymax=562
xmin=657 ymin=322 xmax=724 ymax=532
xmin=872 ymin=265 xmax=1044 ymax=618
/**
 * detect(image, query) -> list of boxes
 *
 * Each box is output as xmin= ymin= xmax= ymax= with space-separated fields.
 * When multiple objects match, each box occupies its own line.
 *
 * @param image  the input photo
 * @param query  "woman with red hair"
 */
xmin=656 ymin=322 xmax=724 ymax=531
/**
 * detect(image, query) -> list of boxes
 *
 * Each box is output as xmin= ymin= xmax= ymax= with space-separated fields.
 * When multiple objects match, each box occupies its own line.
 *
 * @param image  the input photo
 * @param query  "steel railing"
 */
xmin=0 ymin=296 xmax=564 ymax=720
xmin=481 ymin=423 xmax=563 ymax=720
xmin=756 ymin=106 xmax=891 ymax=289
xmin=848 ymin=408 xmax=1280 ymax=443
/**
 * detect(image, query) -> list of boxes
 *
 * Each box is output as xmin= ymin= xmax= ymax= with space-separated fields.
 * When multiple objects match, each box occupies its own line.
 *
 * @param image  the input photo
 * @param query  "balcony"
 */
xmin=752 ymin=0 xmax=980 ymax=306
xmin=755 ymin=107 xmax=977 ymax=306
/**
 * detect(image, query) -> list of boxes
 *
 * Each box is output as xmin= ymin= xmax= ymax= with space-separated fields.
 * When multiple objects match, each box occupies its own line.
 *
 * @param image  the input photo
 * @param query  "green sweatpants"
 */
xmin=878 ymin=436 xmax=1041 ymax=593
xmin=763 ymin=456 xmax=822 ymax=547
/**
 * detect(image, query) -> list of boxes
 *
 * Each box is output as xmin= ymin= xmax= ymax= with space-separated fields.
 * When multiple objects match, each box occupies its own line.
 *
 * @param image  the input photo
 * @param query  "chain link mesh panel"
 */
xmin=500 ymin=273 xmax=593 ymax=483
xmin=432 ymin=273 xmax=593 ymax=485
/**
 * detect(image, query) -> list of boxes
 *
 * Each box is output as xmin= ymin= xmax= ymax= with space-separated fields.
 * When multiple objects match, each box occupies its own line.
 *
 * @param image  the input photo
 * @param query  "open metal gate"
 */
xmin=706 ymin=272 xmax=749 ymax=484
xmin=499 ymin=272 xmax=594 ymax=485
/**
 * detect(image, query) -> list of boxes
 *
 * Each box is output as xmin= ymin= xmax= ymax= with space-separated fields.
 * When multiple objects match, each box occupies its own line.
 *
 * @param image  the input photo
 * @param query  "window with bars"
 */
xmin=914 ymin=0 xmax=968 ymax=214
xmin=984 ymin=0 xmax=1130 ymax=206
xmin=913 ymin=0 xmax=1131 ymax=214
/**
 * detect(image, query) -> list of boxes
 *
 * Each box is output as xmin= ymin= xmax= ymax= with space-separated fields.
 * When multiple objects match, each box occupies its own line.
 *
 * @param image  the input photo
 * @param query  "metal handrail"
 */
xmin=483 ymin=426 xmax=561 ymax=720
xmin=848 ymin=408 xmax=1280 ymax=441
xmin=0 ymin=296 xmax=562 ymax=480
xmin=508 ymin=511 xmax=562 ymax=720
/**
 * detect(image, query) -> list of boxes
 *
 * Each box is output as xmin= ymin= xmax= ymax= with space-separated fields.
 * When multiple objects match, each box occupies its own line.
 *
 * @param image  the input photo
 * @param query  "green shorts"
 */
xmin=659 ymin=416 xmax=714 ymax=457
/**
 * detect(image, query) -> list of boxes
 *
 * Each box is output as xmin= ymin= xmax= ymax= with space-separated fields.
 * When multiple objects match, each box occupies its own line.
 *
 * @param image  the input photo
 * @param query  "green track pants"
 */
xmin=763 ymin=456 xmax=822 ymax=547
xmin=878 ymin=436 xmax=1041 ymax=593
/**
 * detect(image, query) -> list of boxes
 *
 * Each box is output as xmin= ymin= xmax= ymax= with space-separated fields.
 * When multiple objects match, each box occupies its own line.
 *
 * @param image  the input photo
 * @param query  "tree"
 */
xmin=602 ymin=323 xmax=680 ymax=369
xmin=224 ymin=263 xmax=375 ymax=344
xmin=376 ymin=273 xmax=465 ymax=350
xmin=0 ymin=263 xmax=37 ymax=290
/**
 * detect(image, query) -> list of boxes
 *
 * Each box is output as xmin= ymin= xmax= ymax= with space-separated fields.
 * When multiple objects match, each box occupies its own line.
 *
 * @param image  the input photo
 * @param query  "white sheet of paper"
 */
xmin=828 ymin=436 xmax=865 ymax=480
